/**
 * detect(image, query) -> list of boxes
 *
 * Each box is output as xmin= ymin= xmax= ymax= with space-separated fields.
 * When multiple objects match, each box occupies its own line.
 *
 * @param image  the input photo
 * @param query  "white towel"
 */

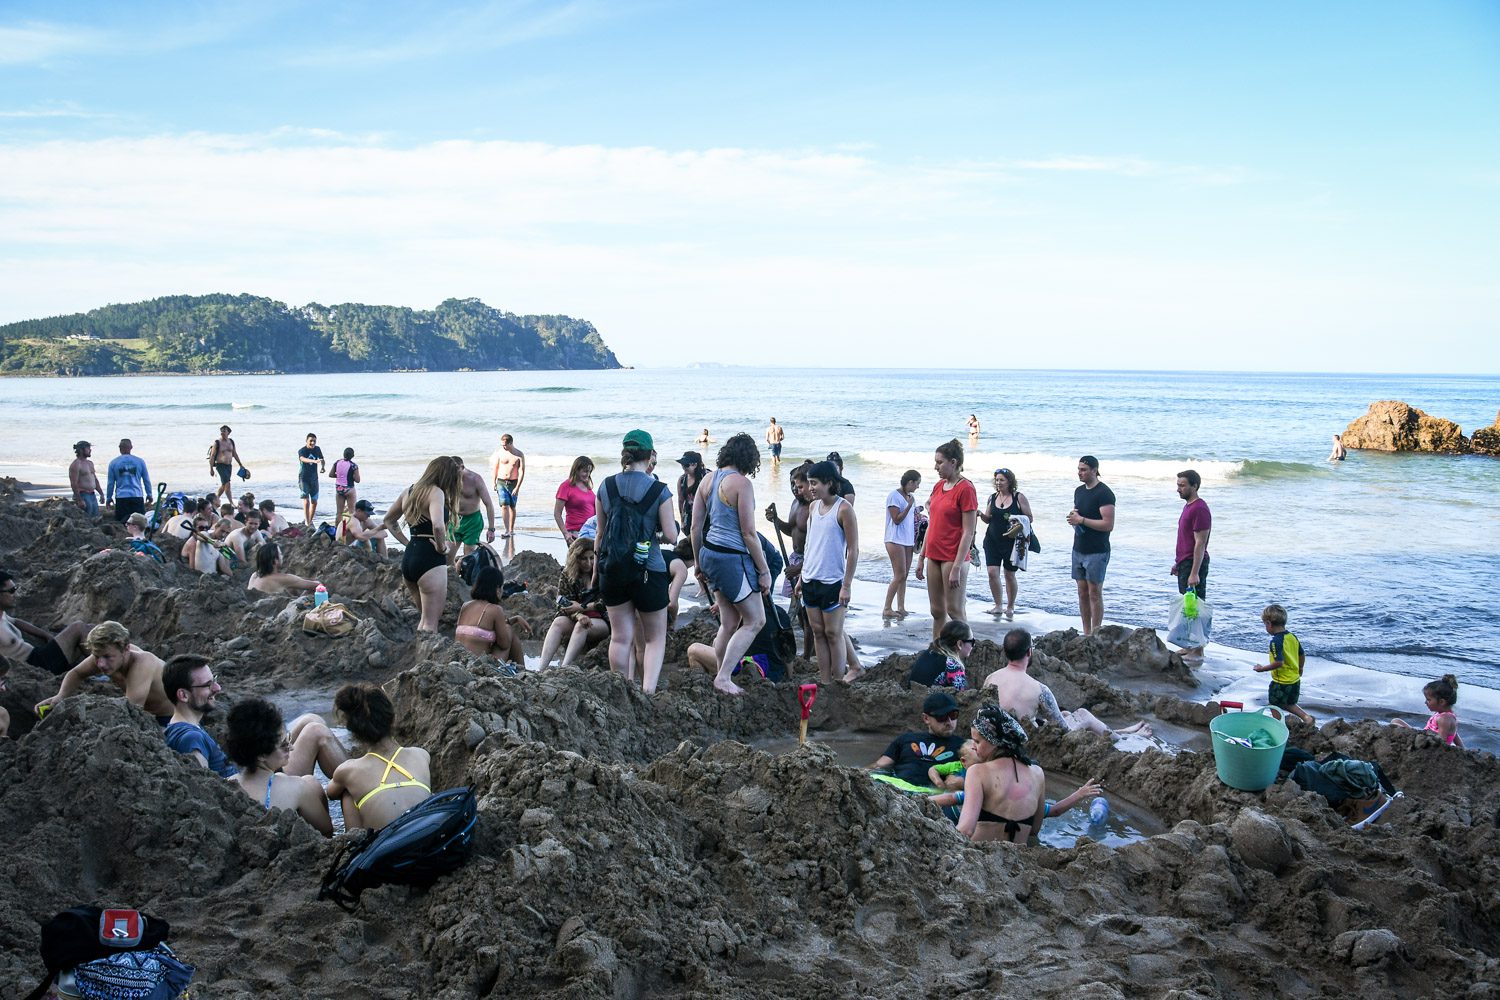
xmin=1008 ymin=514 xmax=1032 ymax=571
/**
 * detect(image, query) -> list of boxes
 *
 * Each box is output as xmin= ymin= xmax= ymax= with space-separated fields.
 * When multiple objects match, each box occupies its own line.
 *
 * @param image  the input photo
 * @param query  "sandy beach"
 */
xmin=3 ymin=481 xmax=1498 ymax=998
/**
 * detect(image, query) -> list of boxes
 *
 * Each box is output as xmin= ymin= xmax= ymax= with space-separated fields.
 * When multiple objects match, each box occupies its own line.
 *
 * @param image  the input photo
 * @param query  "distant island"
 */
xmin=0 ymin=294 xmax=621 ymax=376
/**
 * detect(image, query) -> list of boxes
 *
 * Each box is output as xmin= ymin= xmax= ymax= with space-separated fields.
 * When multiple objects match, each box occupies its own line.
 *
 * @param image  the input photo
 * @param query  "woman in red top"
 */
xmin=915 ymin=438 xmax=978 ymax=641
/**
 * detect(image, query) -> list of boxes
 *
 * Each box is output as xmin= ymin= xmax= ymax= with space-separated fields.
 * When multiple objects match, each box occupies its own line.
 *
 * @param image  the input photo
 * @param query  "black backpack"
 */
xmin=23 ymin=907 xmax=175 ymax=1000
xmin=318 ymin=788 xmax=478 ymax=912
xmin=599 ymin=477 xmax=666 ymax=588
xmin=458 ymin=544 xmax=501 ymax=588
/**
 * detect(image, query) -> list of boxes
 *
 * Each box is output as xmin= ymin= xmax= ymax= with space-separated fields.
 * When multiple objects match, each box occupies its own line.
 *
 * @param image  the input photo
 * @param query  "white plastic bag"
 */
xmin=1166 ymin=593 xmax=1212 ymax=647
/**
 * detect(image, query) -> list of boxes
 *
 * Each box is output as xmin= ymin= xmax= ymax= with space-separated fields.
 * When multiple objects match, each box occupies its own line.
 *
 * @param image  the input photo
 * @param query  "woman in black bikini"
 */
xmin=957 ymin=704 xmax=1047 ymax=844
xmin=384 ymin=456 xmax=462 ymax=632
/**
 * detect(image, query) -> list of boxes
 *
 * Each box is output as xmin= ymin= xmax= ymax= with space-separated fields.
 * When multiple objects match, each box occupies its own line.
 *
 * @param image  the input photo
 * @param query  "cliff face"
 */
xmin=1341 ymin=400 xmax=1470 ymax=454
xmin=0 ymin=294 xmax=620 ymax=375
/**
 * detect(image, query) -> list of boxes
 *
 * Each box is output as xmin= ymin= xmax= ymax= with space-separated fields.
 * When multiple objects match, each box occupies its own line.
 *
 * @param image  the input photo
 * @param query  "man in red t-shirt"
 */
xmin=1170 ymin=469 xmax=1212 ymax=657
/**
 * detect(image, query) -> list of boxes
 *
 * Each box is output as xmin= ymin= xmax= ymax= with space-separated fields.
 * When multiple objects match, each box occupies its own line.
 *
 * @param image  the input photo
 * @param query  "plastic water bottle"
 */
xmin=314 ymin=584 xmax=328 ymax=608
xmin=1182 ymin=588 xmax=1199 ymax=619
xmin=1088 ymin=796 xmax=1110 ymax=827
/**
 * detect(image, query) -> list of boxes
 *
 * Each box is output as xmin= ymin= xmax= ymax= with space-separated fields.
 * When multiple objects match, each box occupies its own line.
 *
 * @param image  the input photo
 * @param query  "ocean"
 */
xmin=3 ymin=367 xmax=1497 ymax=727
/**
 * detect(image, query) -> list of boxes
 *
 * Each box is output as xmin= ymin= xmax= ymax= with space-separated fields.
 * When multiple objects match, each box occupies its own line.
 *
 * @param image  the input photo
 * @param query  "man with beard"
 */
xmin=161 ymin=653 xmax=235 ymax=776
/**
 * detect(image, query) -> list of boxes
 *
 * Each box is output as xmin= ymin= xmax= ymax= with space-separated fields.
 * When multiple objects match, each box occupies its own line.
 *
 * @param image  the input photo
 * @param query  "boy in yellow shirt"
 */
xmin=1253 ymin=603 xmax=1314 ymax=725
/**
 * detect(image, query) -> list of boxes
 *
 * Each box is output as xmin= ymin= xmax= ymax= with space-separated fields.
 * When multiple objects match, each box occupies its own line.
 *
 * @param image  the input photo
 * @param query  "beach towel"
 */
xmin=1007 ymin=514 xmax=1033 ymax=571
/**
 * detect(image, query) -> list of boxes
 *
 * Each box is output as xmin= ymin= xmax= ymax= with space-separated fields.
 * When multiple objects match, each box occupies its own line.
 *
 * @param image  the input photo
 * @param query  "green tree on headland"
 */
xmin=0 ymin=294 xmax=621 ymax=376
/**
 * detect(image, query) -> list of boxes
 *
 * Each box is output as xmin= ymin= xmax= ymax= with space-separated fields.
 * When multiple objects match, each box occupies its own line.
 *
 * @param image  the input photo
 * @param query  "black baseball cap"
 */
xmin=922 ymin=691 xmax=959 ymax=716
xmin=677 ymin=451 xmax=703 ymax=467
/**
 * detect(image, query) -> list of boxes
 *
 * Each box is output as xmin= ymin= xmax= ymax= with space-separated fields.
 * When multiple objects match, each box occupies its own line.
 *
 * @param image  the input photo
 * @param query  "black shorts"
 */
xmin=215 ymin=462 xmax=232 ymax=485
xmin=114 ymin=497 xmax=146 ymax=521
xmin=27 ymin=638 xmax=73 ymax=676
xmin=983 ymin=534 xmax=1020 ymax=571
xmin=800 ymin=578 xmax=843 ymax=612
xmin=600 ymin=568 xmax=670 ymax=614
xmin=1174 ymin=553 xmax=1210 ymax=599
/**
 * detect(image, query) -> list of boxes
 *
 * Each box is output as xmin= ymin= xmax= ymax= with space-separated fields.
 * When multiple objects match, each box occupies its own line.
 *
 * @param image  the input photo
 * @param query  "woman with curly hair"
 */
xmin=384 ymin=456 xmax=462 ymax=631
xmin=538 ymin=538 xmax=609 ymax=669
xmin=691 ymin=432 xmax=773 ymax=697
xmin=915 ymin=439 xmax=977 ymax=641
xmin=225 ymin=698 xmax=334 ymax=836
xmin=956 ymin=705 xmax=1047 ymax=844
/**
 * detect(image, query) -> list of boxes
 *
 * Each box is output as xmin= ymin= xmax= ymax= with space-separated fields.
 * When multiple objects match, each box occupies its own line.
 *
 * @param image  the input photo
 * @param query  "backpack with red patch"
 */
xmin=23 ymin=907 xmax=193 ymax=1000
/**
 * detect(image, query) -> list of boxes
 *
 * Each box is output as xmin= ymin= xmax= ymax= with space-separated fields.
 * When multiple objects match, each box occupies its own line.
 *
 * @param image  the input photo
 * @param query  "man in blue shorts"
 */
xmin=1067 ymin=455 xmax=1115 ymax=636
xmin=489 ymin=434 xmax=525 ymax=538
xmin=765 ymin=417 xmax=784 ymax=460
xmin=297 ymin=432 xmax=325 ymax=526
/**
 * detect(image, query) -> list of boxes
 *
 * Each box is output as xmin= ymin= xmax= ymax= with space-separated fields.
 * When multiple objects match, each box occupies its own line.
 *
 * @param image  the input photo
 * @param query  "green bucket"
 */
xmin=1209 ymin=707 xmax=1288 ymax=791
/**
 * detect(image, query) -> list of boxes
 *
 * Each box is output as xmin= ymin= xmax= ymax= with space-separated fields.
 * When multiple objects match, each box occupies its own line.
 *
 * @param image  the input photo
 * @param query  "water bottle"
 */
xmin=314 ymin=584 xmax=328 ymax=608
xmin=633 ymin=539 xmax=650 ymax=565
xmin=1183 ymin=588 xmax=1199 ymax=619
xmin=1088 ymin=796 xmax=1110 ymax=827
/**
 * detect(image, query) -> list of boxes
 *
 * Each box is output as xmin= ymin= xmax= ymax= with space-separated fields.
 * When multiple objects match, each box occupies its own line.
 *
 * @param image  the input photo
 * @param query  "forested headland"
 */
xmin=0 ymin=294 xmax=621 ymax=375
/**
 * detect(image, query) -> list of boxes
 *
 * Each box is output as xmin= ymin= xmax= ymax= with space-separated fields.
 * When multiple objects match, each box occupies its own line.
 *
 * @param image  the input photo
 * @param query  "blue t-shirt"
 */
xmin=164 ymin=722 xmax=236 ymax=778
xmin=107 ymin=454 xmax=152 ymax=501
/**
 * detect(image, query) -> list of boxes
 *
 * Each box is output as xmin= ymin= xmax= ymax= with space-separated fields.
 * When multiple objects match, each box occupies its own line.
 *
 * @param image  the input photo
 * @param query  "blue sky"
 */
xmin=1 ymin=1 xmax=1496 ymax=370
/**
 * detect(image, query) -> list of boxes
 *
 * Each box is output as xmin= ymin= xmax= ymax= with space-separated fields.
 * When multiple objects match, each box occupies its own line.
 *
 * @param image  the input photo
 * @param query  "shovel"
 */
xmin=797 ymin=683 xmax=818 ymax=744
xmin=146 ymin=482 xmax=168 ymax=539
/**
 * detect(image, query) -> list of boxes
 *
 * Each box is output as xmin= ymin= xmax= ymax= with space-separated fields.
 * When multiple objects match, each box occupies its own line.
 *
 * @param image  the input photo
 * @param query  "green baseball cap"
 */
xmin=623 ymin=429 xmax=654 ymax=450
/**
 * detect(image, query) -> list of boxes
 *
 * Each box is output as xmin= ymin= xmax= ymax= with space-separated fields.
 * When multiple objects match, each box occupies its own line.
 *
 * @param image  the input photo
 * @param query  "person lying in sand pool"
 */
xmin=325 ymin=683 xmax=432 ymax=831
xmin=225 ymin=697 xmax=334 ymax=836
xmin=0 ymin=569 xmax=93 ymax=677
xmin=928 ymin=745 xmax=1103 ymax=823
xmin=223 ymin=510 xmax=263 ymax=567
xmin=247 ymin=541 xmax=320 ymax=597
xmin=183 ymin=516 xmax=233 ymax=576
xmin=455 ymin=565 xmax=529 ymax=665
xmin=957 ymin=704 xmax=1046 ymax=844
xmin=339 ymin=498 xmax=390 ymax=555
xmin=983 ymin=629 xmax=1151 ymax=740
xmin=35 ymin=621 xmax=172 ymax=721
xmin=866 ymin=690 xmax=967 ymax=791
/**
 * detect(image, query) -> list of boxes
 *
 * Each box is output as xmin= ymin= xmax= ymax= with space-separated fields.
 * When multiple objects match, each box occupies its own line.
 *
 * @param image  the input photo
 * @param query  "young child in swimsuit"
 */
xmin=1391 ymin=673 xmax=1463 ymax=748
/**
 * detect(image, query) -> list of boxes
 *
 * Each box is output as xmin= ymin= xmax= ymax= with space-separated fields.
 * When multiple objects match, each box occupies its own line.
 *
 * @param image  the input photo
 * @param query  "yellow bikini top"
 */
xmin=354 ymin=748 xmax=431 ymax=809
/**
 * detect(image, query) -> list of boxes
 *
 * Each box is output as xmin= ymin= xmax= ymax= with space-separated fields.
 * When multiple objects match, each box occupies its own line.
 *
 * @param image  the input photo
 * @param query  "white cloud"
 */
xmin=0 ymin=21 xmax=105 ymax=65
xmin=0 ymin=131 xmax=1491 ymax=371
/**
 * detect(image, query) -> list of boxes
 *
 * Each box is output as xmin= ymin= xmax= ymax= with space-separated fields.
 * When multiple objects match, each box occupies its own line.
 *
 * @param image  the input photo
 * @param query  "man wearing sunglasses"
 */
xmin=867 ymin=690 xmax=967 ymax=791
xmin=0 ymin=570 xmax=93 ymax=678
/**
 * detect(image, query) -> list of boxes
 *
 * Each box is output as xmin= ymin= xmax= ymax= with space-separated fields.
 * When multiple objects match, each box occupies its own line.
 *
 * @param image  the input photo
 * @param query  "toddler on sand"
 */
xmin=1253 ymin=603 xmax=1314 ymax=725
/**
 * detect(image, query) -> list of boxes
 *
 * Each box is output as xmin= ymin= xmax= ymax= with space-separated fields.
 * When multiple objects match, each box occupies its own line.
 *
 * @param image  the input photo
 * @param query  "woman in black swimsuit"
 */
xmin=384 ymin=456 xmax=462 ymax=632
xmin=957 ymin=704 xmax=1047 ymax=844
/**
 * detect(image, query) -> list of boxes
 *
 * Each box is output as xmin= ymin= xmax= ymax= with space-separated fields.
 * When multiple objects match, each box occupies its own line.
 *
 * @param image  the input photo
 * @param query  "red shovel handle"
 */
xmin=798 ymin=683 xmax=818 ymax=720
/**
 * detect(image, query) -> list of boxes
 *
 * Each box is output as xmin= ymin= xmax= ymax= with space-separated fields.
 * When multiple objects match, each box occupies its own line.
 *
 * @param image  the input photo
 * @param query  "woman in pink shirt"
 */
xmin=554 ymin=456 xmax=597 ymax=543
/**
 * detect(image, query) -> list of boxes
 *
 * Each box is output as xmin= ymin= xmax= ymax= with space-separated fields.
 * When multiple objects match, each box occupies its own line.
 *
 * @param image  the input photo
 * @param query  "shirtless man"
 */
xmin=223 ymin=510 xmax=263 ymax=567
xmin=34 ymin=621 xmax=173 ymax=721
xmin=258 ymin=499 xmax=289 ymax=534
xmin=340 ymin=499 xmax=390 ymax=555
xmin=208 ymin=425 xmax=244 ymax=502
xmin=489 ymin=434 xmax=525 ymax=539
xmin=765 ymin=418 xmax=784 ymax=461
xmin=983 ymin=629 xmax=1149 ymax=740
xmin=450 ymin=456 xmax=497 ymax=560
xmin=0 ymin=570 xmax=92 ymax=676
xmin=68 ymin=441 xmax=104 ymax=519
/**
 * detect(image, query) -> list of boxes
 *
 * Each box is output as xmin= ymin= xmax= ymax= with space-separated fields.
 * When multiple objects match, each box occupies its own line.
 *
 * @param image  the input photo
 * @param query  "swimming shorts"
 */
xmin=1268 ymin=680 xmax=1301 ymax=708
xmin=800 ymin=578 xmax=843 ymax=612
xmin=1070 ymin=550 xmax=1109 ymax=584
xmin=1174 ymin=553 xmax=1209 ymax=599
xmin=699 ymin=544 xmax=756 ymax=604
xmin=336 ymin=484 xmax=353 ymax=496
xmin=215 ymin=462 xmax=232 ymax=485
xmin=600 ymin=568 xmax=670 ymax=613
xmin=299 ymin=484 xmax=320 ymax=501
xmin=452 ymin=509 xmax=486 ymax=545
xmin=26 ymin=638 xmax=73 ymax=676
xmin=401 ymin=537 xmax=447 ymax=582
xmin=76 ymin=493 xmax=99 ymax=518
xmin=771 ymin=443 xmax=782 ymax=458
xmin=113 ymin=497 xmax=145 ymax=522
xmin=497 ymin=480 xmax=519 ymax=507
xmin=983 ymin=534 xmax=1021 ymax=572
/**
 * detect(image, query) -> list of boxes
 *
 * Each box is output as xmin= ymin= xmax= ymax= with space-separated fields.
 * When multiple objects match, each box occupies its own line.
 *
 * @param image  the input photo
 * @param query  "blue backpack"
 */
xmin=318 ymin=788 xmax=478 ymax=912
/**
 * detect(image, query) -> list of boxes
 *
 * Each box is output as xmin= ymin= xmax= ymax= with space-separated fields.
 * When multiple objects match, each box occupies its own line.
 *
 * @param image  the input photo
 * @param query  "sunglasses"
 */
xmin=994 ymin=469 xmax=1011 ymax=477
xmin=932 ymin=710 xmax=959 ymax=722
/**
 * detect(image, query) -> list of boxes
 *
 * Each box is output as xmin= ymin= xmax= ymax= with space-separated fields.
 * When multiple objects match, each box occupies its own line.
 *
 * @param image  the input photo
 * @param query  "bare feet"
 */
xmin=1003 ymin=607 xmax=1015 ymax=621
xmin=840 ymin=665 xmax=865 ymax=685
xmin=713 ymin=678 xmax=744 ymax=696
xmin=881 ymin=609 xmax=897 ymax=620
xmin=983 ymin=605 xmax=1002 ymax=616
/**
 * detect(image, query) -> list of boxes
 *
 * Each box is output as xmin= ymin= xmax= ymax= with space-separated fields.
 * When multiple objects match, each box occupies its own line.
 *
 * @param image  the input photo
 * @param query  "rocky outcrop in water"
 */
xmin=1341 ymin=400 xmax=1471 ymax=454
xmin=1471 ymin=410 xmax=1500 ymax=457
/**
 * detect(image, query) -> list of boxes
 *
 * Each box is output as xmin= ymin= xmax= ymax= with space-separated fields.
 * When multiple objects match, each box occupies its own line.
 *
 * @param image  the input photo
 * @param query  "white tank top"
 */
xmin=803 ymin=496 xmax=848 ymax=583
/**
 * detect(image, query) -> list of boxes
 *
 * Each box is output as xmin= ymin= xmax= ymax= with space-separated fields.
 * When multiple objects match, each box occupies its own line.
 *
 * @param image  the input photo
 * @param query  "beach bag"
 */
xmin=318 ymin=788 xmax=478 ymax=912
xmin=21 ymin=907 xmax=188 ymax=1000
xmin=598 ymin=478 xmax=666 ymax=589
xmin=71 ymin=945 xmax=195 ymax=1000
xmin=765 ymin=594 xmax=796 ymax=673
xmin=303 ymin=602 xmax=358 ymax=637
xmin=1166 ymin=590 xmax=1212 ymax=647
xmin=459 ymin=544 xmax=501 ymax=588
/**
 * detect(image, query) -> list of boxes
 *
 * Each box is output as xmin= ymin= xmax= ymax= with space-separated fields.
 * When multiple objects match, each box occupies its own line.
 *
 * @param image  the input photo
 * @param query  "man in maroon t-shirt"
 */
xmin=1171 ymin=469 xmax=1212 ymax=657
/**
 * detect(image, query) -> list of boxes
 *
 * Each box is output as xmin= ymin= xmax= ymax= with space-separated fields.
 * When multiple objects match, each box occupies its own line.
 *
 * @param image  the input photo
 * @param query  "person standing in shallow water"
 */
xmin=1067 ymin=455 xmax=1114 ymax=636
xmin=1170 ymin=469 xmax=1211 ymax=659
xmin=297 ymin=432 xmax=325 ymax=526
xmin=489 ymin=434 xmax=525 ymax=539
xmin=915 ymin=439 xmax=977 ymax=642
xmin=208 ymin=425 xmax=244 ymax=503
xmin=980 ymin=466 xmax=1032 ymax=621
xmin=765 ymin=417 xmax=784 ymax=462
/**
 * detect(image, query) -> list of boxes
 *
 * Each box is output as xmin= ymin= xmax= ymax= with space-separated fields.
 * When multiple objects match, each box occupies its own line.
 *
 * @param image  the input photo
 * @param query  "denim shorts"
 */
xmin=1070 ymin=550 xmax=1110 ymax=583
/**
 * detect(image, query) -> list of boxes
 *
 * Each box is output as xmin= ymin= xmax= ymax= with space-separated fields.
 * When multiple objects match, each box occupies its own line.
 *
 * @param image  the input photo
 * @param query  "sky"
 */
xmin=1 ymin=1 xmax=1497 ymax=370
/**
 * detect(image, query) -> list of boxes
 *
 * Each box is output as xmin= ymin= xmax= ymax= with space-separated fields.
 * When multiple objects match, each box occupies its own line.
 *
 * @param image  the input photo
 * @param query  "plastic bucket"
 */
xmin=1209 ymin=707 xmax=1288 ymax=791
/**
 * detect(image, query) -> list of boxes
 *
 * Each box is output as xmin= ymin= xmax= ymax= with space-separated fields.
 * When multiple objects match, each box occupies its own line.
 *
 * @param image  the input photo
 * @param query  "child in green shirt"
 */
xmin=1253 ymin=603 xmax=1314 ymax=725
